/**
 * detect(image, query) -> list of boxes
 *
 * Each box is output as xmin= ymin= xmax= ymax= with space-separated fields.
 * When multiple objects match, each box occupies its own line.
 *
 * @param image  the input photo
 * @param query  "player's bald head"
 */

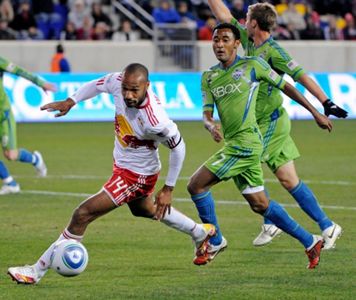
xmin=121 ymin=63 xmax=150 ymax=108
xmin=123 ymin=63 xmax=149 ymax=82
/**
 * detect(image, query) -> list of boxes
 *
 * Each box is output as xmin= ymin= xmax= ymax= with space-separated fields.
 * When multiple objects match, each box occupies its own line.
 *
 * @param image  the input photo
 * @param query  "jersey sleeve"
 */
xmin=0 ymin=56 xmax=45 ymax=87
xmin=230 ymin=18 xmax=249 ymax=50
xmin=201 ymin=71 xmax=214 ymax=113
xmin=151 ymin=118 xmax=183 ymax=150
xmin=71 ymin=73 xmax=118 ymax=103
xmin=94 ymin=72 xmax=120 ymax=94
xmin=253 ymin=57 xmax=286 ymax=90
xmin=269 ymin=46 xmax=306 ymax=81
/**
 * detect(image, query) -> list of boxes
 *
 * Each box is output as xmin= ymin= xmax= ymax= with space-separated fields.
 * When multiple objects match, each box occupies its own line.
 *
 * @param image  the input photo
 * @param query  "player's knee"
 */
xmin=130 ymin=207 xmax=154 ymax=218
xmin=279 ymin=178 xmax=296 ymax=191
xmin=187 ymin=178 xmax=202 ymax=195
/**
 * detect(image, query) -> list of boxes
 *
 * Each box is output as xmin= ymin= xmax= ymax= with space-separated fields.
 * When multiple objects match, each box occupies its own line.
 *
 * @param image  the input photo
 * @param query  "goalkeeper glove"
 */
xmin=323 ymin=99 xmax=348 ymax=118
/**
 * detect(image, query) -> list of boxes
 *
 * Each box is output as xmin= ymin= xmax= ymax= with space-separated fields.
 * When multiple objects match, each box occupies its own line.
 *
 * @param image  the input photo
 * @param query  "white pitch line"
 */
xmin=14 ymin=175 xmax=356 ymax=186
xmin=23 ymin=190 xmax=356 ymax=211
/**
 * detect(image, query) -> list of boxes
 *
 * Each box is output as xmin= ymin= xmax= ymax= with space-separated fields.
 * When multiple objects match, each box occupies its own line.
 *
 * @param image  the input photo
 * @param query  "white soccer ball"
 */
xmin=50 ymin=239 xmax=88 ymax=277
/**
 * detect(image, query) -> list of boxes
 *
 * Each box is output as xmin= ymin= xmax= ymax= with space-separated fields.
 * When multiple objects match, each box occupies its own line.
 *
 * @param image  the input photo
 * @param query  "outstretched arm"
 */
xmin=283 ymin=82 xmax=332 ymax=132
xmin=0 ymin=56 xmax=56 ymax=92
xmin=298 ymin=74 xmax=348 ymax=118
xmin=40 ymin=78 xmax=104 ymax=117
xmin=41 ymin=98 xmax=75 ymax=117
xmin=207 ymin=0 xmax=233 ymax=23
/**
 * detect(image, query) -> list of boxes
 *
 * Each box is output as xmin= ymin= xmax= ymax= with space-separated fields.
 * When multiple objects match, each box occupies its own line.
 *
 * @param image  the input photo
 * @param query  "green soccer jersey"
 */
xmin=0 ymin=56 xmax=45 ymax=111
xmin=231 ymin=18 xmax=306 ymax=121
xmin=202 ymin=56 xmax=286 ymax=150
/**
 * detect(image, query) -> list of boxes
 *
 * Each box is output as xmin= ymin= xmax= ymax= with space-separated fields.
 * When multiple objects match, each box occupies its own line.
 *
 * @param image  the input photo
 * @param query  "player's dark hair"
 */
xmin=248 ymin=3 xmax=277 ymax=32
xmin=213 ymin=23 xmax=241 ymax=40
xmin=124 ymin=63 xmax=149 ymax=81
xmin=56 ymin=44 xmax=64 ymax=53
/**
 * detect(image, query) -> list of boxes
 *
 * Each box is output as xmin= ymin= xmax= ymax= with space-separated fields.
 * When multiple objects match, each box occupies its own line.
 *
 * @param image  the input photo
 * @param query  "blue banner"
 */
xmin=4 ymin=72 xmax=356 ymax=122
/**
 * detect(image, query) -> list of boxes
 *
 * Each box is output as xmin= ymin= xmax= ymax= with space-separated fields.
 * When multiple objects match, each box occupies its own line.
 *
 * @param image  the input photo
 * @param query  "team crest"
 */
xmin=232 ymin=69 xmax=243 ymax=80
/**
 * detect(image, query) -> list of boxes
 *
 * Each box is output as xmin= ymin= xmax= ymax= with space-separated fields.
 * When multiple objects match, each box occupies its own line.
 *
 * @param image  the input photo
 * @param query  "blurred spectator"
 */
xmin=300 ymin=11 xmax=325 ymax=40
xmin=61 ymin=20 xmax=77 ymax=40
xmin=281 ymin=3 xmax=306 ymax=31
xmin=112 ymin=19 xmax=140 ymax=41
xmin=153 ymin=0 xmax=181 ymax=24
xmin=51 ymin=44 xmax=71 ymax=72
xmin=91 ymin=21 xmax=111 ymax=40
xmin=54 ymin=0 xmax=69 ymax=26
xmin=91 ymin=2 xmax=112 ymax=28
xmin=177 ymin=1 xmax=196 ymax=24
xmin=67 ymin=0 xmax=94 ymax=10
xmin=76 ymin=14 xmax=93 ymax=39
xmin=68 ymin=0 xmax=93 ymax=30
xmin=230 ymin=0 xmax=246 ymax=23
xmin=0 ymin=0 xmax=14 ymax=22
xmin=343 ymin=12 xmax=356 ymax=40
xmin=198 ymin=16 xmax=216 ymax=40
xmin=190 ymin=0 xmax=212 ymax=24
xmin=275 ymin=23 xmax=300 ymax=40
xmin=32 ymin=0 xmax=65 ymax=39
xmin=323 ymin=15 xmax=343 ymax=40
xmin=9 ymin=0 xmax=44 ymax=40
xmin=0 ymin=17 xmax=16 ymax=39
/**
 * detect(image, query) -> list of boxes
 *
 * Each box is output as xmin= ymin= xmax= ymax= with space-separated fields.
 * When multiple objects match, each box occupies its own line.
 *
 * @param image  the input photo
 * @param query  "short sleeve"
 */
xmin=270 ymin=46 xmax=306 ymax=81
xmin=254 ymin=57 xmax=286 ymax=90
xmin=201 ymin=71 xmax=215 ymax=113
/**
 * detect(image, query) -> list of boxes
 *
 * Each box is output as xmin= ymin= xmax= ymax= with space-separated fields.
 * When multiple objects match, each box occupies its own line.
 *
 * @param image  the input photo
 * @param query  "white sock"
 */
xmin=3 ymin=176 xmax=14 ymax=184
xmin=161 ymin=207 xmax=204 ymax=240
xmin=34 ymin=228 xmax=83 ymax=276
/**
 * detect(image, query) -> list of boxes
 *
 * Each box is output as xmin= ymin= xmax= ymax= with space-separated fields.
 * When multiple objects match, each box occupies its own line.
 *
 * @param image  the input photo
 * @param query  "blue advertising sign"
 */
xmin=4 ymin=72 xmax=356 ymax=122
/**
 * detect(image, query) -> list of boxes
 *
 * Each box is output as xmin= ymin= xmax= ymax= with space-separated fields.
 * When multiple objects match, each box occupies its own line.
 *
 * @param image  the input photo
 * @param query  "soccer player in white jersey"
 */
xmin=8 ymin=63 xmax=215 ymax=284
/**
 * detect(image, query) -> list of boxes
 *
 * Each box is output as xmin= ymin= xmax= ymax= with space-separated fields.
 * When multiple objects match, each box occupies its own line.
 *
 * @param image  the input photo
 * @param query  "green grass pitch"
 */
xmin=0 ymin=120 xmax=355 ymax=300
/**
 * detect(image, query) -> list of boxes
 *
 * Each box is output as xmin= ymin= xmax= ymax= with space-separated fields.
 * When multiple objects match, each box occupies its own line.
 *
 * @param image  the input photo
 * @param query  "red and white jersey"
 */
xmin=71 ymin=72 xmax=181 ymax=175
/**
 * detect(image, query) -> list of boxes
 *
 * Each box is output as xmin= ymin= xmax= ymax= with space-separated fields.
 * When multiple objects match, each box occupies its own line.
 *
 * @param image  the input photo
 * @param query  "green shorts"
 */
xmin=204 ymin=144 xmax=264 ymax=192
xmin=0 ymin=109 xmax=17 ymax=150
xmin=259 ymin=107 xmax=300 ymax=173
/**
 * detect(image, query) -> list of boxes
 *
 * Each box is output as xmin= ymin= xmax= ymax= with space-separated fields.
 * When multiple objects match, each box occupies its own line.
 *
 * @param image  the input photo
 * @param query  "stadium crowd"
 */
xmin=0 ymin=0 xmax=355 ymax=41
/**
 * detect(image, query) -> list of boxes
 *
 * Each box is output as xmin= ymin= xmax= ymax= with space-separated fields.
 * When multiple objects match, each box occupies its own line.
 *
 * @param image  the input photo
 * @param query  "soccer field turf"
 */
xmin=0 ymin=120 xmax=355 ymax=300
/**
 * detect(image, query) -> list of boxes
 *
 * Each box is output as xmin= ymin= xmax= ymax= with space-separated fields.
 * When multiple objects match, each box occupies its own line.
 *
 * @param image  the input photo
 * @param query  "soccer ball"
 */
xmin=50 ymin=239 xmax=88 ymax=277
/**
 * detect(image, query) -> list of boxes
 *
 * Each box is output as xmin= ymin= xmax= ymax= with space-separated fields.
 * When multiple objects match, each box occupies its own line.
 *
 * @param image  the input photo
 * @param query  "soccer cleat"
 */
xmin=8 ymin=265 xmax=41 ymax=284
xmin=193 ymin=236 xmax=227 ymax=266
xmin=0 ymin=183 xmax=20 ymax=195
xmin=322 ymin=223 xmax=342 ymax=250
xmin=193 ymin=224 xmax=216 ymax=256
xmin=34 ymin=151 xmax=47 ymax=177
xmin=305 ymin=235 xmax=324 ymax=269
xmin=253 ymin=224 xmax=283 ymax=246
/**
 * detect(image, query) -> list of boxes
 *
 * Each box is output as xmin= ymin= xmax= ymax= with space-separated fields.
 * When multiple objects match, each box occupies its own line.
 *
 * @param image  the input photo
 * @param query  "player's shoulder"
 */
xmin=240 ymin=56 xmax=271 ymax=70
xmin=143 ymin=88 xmax=169 ymax=124
xmin=98 ymin=72 xmax=123 ymax=89
xmin=202 ymin=64 xmax=221 ymax=80
xmin=267 ymin=38 xmax=292 ymax=60
xmin=203 ymin=64 xmax=220 ymax=74
xmin=106 ymin=72 xmax=123 ymax=82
